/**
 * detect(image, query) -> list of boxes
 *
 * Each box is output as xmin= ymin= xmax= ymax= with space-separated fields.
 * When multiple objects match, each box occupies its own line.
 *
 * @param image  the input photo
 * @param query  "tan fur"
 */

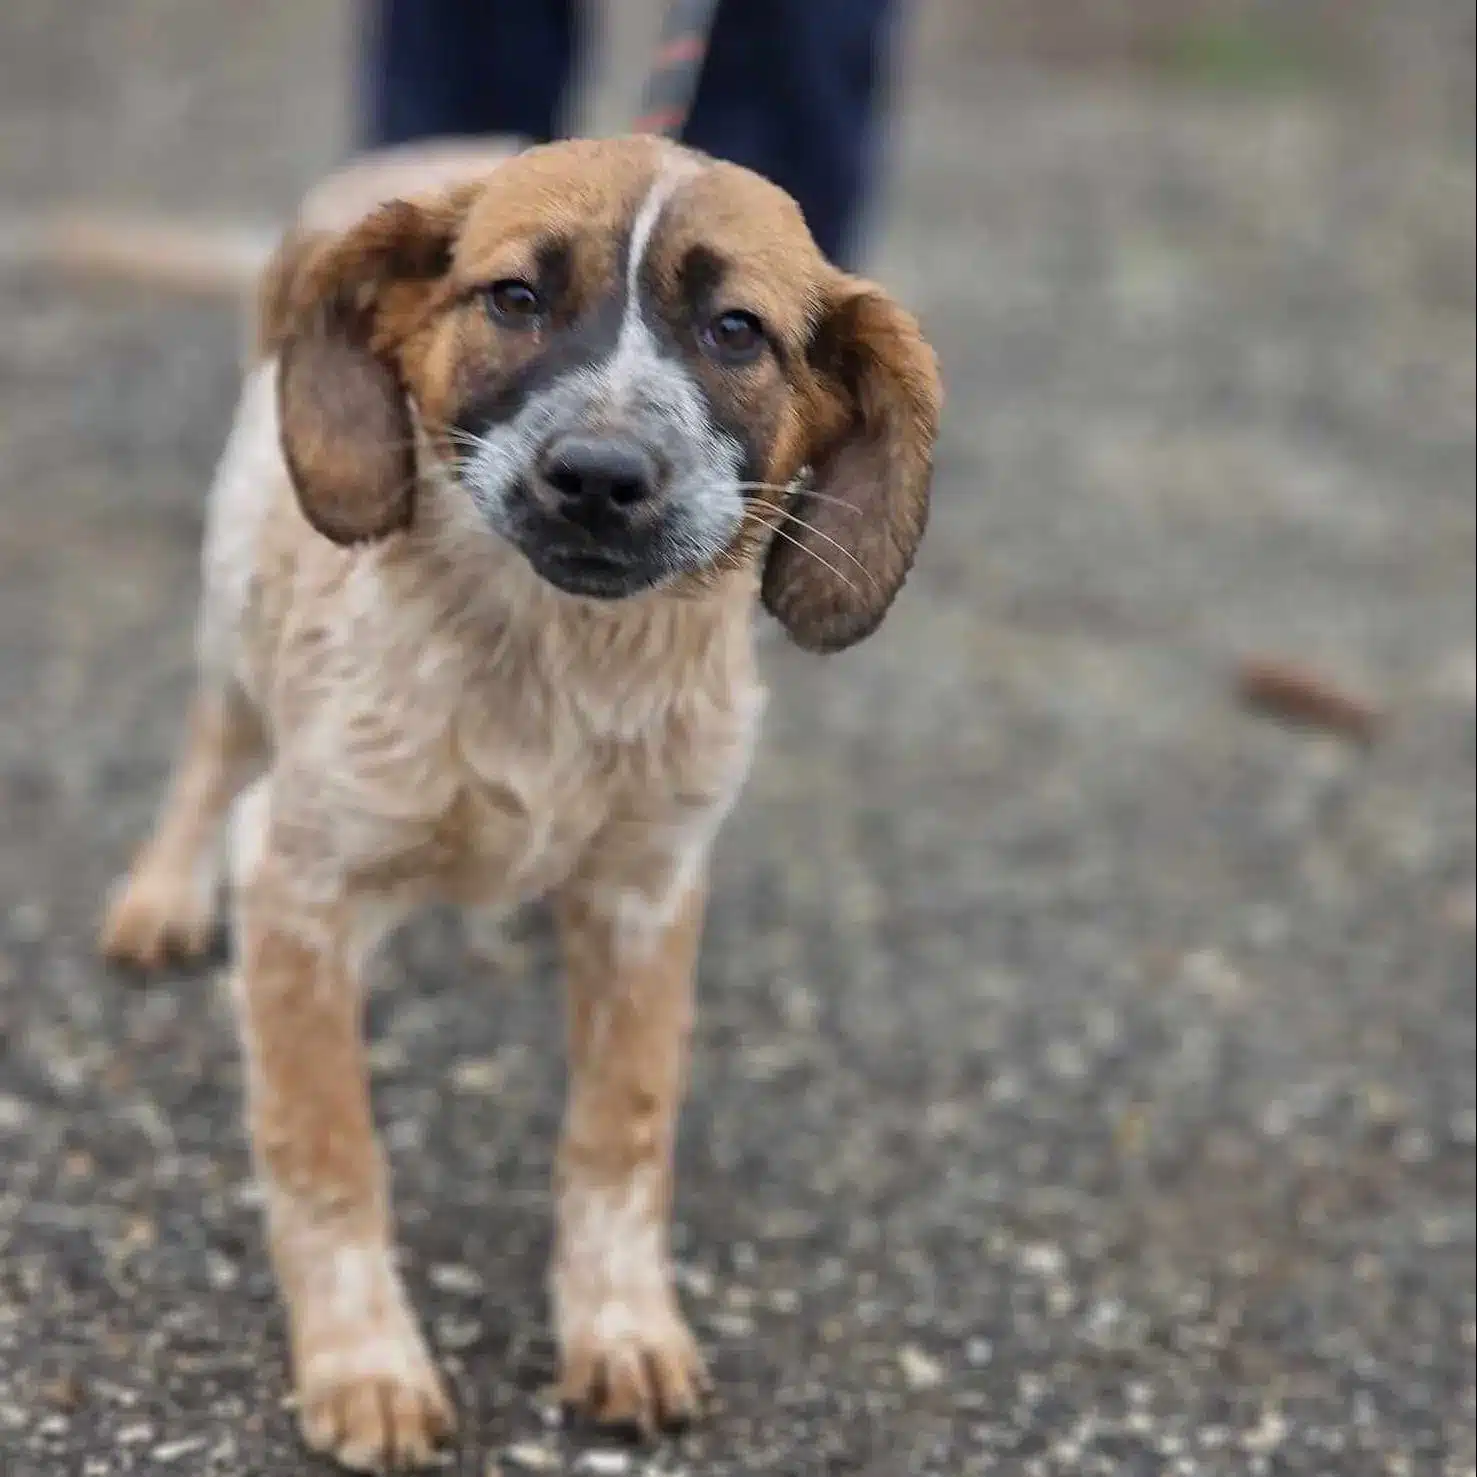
xmin=100 ymin=137 xmax=940 ymax=1470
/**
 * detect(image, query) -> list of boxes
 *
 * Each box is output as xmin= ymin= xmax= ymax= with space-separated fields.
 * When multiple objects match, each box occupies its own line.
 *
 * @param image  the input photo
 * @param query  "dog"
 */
xmin=100 ymin=134 xmax=941 ymax=1471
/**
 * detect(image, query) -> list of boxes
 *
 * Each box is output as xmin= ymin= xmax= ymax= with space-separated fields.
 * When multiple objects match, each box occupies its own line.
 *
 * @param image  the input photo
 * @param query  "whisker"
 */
xmin=714 ymin=479 xmax=863 ymax=516
xmin=746 ymin=510 xmax=861 ymax=597
xmin=743 ymin=498 xmax=879 ymax=590
xmin=724 ymin=480 xmax=800 ymax=496
xmin=787 ymin=486 xmax=864 ymax=514
xmin=728 ymin=481 xmax=863 ymax=516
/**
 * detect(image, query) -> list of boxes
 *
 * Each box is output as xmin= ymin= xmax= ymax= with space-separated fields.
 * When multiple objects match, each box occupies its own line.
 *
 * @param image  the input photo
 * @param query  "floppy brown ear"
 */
xmin=261 ymin=195 xmax=465 ymax=545
xmin=761 ymin=277 xmax=942 ymax=653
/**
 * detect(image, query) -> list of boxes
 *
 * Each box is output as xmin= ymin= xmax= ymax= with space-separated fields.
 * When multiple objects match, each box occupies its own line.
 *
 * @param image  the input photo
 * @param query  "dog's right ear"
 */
xmin=259 ymin=192 xmax=468 ymax=545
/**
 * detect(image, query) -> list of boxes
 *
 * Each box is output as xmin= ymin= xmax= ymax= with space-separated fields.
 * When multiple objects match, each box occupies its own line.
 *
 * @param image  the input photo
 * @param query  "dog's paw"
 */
xmin=558 ymin=1297 xmax=710 ymax=1434
xmin=98 ymin=859 xmax=217 ymax=969
xmin=296 ymin=1320 xmax=454 ymax=1472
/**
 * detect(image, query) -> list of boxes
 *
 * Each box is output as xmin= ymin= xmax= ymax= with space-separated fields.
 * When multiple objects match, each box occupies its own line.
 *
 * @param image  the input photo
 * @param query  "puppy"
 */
xmin=101 ymin=136 xmax=941 ymax=1471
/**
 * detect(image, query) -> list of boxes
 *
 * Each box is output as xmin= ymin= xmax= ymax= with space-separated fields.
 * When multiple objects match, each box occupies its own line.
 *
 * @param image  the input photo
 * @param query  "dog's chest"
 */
xmin=444 ymin=718 xmax=608 ymax=901
xmin=279 ymin=546 xmax=765 ymax=902
xmin=437 ymin=648 xmax=760 ymax=906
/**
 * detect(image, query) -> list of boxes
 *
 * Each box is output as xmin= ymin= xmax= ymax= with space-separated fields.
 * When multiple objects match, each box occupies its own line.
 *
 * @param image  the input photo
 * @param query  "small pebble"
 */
xmin=0 ymin=1094 xmax=31 ymax=1133
xmin=674 ymin=1264 xmax=714 ymax=1299
xmin=505 ymin=1442 xmax=560 ymax=1471
xmin=898 ymin=1343 xmax=946 ymax=1391
xmin=366 ymin=1038 xmax=408 ymax=1072
xmin=709 ymin=1311 xmax=754 ymax=1339
xmin=451 ymin=1054 xmax=515 ymax=1095
xmin=435 ymin=1314 xmax=483 ymax=1351
xmin=575 ymin=1451 xmax=633 ymax=1474
xmin=205 ymin=1251 xmax=239 ymax=1290
xmin=1019 ymin=1243 xmax=1066 ymax=1278
xmin=1241 ymin=1410 xmax=1287 ymax=1454
xmin=91 ymin=1380 xmax=139 ymax=1408
xmin=430 ymin=1262 xmax=484 ymax=1297
xmin=152 ymin=1436 xmax=207 ymax=1463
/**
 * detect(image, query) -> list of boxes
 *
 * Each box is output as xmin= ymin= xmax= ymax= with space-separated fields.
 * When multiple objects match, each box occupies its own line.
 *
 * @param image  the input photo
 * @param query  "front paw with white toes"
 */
xmin=293 ymin=1312 xmax=454 ymax=1471
xmin=555 ymin=1282 xmax=710 ymax=1434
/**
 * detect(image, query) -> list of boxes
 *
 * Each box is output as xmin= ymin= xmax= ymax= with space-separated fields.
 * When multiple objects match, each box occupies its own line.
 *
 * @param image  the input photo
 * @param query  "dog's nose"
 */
xmin=540 ymin=434 xmax=659 ymax=516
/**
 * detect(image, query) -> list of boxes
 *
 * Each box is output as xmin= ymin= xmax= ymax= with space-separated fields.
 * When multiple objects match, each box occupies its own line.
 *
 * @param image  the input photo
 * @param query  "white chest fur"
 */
xmin=259 ymin=532 xmax=764 ymax=918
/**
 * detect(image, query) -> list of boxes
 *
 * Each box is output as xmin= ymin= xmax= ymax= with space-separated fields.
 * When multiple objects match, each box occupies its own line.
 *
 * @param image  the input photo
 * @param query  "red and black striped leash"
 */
xmin=631 ymin=0 xmax=722 ymax=138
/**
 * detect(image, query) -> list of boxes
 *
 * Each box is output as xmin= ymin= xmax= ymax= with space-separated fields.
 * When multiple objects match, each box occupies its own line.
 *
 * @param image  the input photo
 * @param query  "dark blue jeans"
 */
xmin=363 ymin=0 xmax=898 ymax=267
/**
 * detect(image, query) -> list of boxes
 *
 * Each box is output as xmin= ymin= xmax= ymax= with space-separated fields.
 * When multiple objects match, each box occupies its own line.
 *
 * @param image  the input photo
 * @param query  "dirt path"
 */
xmin=0 ymin=5 xmax=1472 ymax=1473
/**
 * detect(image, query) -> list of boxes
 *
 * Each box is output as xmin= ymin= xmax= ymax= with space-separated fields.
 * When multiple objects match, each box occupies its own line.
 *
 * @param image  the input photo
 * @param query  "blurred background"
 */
xmin=0 ymin=3 xmax=1472 ymax=1475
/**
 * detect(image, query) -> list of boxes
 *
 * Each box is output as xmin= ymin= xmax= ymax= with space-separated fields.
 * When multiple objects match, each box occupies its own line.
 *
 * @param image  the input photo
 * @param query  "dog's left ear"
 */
xmin=261 ymin=190 xmax=471 ymax=546
xmin=761 ymin=276 xmax=942 ymax=653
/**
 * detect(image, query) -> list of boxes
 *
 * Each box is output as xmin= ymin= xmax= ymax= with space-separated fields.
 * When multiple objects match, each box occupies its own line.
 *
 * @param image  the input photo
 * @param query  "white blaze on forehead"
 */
xmin=604 ymin=156 xmax=704 ymax=408
xmin=627 ymin=155 xmax=703 ymax=313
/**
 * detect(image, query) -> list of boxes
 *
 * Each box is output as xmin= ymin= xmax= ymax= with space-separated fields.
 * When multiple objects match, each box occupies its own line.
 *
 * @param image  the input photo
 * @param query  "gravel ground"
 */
xmin=0 ymin=5 xmax=1473 ymax=1474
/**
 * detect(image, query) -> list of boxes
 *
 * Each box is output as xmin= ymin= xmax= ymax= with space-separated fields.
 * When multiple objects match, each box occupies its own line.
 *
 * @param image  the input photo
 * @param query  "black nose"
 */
xmin=540 ymin=435 xmax=659 ymax=516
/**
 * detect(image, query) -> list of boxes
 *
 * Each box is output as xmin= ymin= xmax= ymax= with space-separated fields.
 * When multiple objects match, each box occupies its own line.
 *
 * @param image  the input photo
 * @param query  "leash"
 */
xmin=631 ymin=0 xmax=723 ymax=138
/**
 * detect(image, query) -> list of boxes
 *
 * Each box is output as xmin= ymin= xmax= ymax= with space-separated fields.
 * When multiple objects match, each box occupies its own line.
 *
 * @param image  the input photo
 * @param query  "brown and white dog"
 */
xmin=100 ymin=135 xmax=941 ymax=1470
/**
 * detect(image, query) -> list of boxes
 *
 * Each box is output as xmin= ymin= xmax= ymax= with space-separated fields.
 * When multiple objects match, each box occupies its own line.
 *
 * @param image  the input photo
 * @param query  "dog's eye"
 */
xmin=484 ymin=279 xmax=544 ymax=327
xmin=702 ymin=309 xmax=766 ymax=365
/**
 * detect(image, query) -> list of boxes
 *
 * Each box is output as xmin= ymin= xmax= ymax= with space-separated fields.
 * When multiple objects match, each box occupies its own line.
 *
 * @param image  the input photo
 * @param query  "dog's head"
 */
xmin=263 ymin=137 xmax=942 ymax=652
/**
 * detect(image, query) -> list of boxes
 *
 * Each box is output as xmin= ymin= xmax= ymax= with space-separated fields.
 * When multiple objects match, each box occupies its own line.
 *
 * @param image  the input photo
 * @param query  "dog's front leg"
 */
xmin=234 ymin=838 xmax=452 ymax=1471
xmin=552 ymin=870 xmax=711 ymax=1433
